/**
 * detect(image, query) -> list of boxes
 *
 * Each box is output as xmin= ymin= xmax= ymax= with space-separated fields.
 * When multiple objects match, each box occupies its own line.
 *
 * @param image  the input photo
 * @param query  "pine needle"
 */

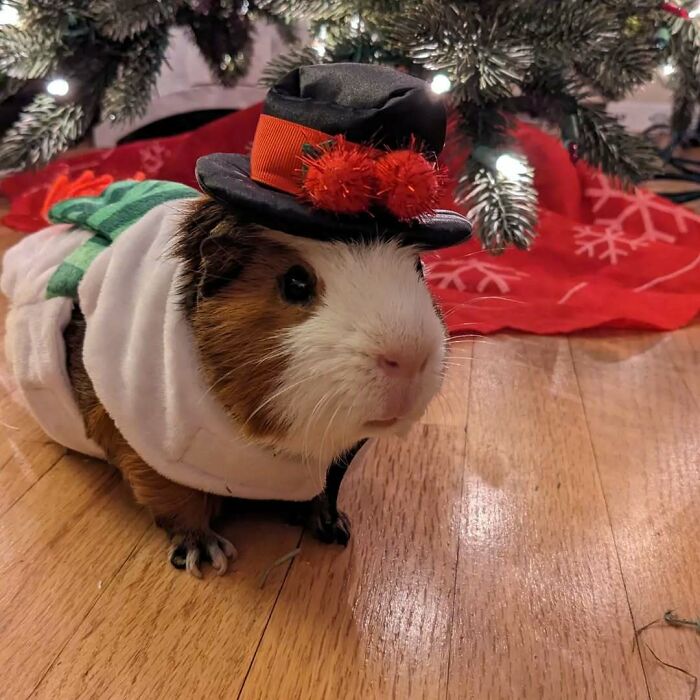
xmin=634 ymin=610 xmax=699 ymax=700
xmin=258 ymin=547 xmax=301 ymax=589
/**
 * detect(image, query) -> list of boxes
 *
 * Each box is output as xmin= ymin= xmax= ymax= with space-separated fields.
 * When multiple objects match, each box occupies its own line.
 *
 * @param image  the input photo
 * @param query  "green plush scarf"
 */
xmin=46 ymin=179 xmax=198 ymax=299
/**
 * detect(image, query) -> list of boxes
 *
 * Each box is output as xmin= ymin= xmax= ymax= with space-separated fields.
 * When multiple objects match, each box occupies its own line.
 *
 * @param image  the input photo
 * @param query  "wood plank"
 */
xmin=571 ymin=331 xmax=700 ymax=700
xmin=32 ymin=511 xmax=302 ymax=700
xmin=448 ymin=335 xmax=648 ymax=699
xmin=662 ymin=322 xmax=700 ymax=403
xmin=239 ymin=426 xmax=468 ymax=700
xmin=0 ymin=454 xmax=151 ymax=698
xmin=0 ymin=391 xmax=66 ymax=515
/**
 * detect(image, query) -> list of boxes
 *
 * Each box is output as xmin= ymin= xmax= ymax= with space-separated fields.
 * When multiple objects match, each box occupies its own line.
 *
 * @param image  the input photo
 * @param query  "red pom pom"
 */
xmin=376 ymin=149 xmax=443 ymax=221
xmin=301 ymin=137 xmax=376 ymax=214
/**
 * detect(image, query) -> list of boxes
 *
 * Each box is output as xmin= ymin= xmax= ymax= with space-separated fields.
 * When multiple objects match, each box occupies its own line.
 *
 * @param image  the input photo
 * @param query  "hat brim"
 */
xmin=196 ymin=154 xmax=471 ymax=250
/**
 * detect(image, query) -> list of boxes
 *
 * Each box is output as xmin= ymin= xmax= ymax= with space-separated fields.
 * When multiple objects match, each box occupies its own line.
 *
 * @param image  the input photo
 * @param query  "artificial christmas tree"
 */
xmin=263 ymin=0 xmax=700 ymax=249
xmin=2 ymin=0 xmax=700 ymax=251
xmin=0 ymin=0 xmax=290 ymax=168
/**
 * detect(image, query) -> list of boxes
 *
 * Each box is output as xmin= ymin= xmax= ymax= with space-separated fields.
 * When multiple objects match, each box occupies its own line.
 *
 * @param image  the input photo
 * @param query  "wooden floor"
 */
xmin=1 ymin=215 xmax=699 ymax=700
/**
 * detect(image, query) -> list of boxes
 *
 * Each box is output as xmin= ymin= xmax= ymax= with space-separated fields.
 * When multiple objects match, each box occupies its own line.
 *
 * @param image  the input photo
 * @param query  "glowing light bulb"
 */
xmin=46 ymin=78 xmax=69 ymax=96
xmin=495 ymin=154 xmax=528 ymax=180
xmin=0 ymin=3 xmax=19 ymax=24
xmin=313 ymin=24 xmax=328 ymax=57
xmin=431 ymin=74 xmax=452 ymax=94
xmin=661 ymin=62 xmax=676 ymax=76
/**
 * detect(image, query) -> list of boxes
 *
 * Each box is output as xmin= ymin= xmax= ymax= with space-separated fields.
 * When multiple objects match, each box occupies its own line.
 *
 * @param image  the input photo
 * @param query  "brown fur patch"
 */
xmin=64 ymin=308 xmax=219 ymax=533
xmin=191 ymin=239 xmax=321 ymax=440
xmin=174 ymin=196 xmax=323 ymax=441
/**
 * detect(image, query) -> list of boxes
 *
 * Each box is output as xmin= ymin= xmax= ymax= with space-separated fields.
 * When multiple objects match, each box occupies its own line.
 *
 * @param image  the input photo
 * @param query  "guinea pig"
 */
xmin=2 ymin=64 xmax=471 ymax=578
xmin=0 ymin=193 xmax=448 ymax=578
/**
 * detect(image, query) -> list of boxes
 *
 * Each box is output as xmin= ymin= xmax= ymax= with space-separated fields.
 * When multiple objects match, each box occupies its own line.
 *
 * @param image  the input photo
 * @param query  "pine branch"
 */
xmin=0 ymin=24 xmax=61 ymax=79
xmin=669 ymin=15 xmax=700 ymax=135
xmin=500 ymin=88 xmax=661 ymax=185
xmin=187 ymin=0 xmax=253 ymax=86
xmin=0 ymin=76 xmax=23 ymax=101
xmin=516 ymin=1 xmax=615 ymax=52
xmin=456 ymin=156 xmax=538 ymax=252
xmin=575 ymin=37 xmax=658 ymax=100
xmin=258 ymin=0 xmax=343 ymax=21
xmin=576 ymin=103 xmax=661 ymax=183
xmin=457 ymin=102 xmax=513 ymax=149
xmin=91 ymin=0 xmax=183 ymax=40
xmin=101 ymin=28 xmax=169 ymax=122
xmin=260 ymin=0 xmax=401 ymax=23
xmin=252 ymin=6 xmax=297 ymax=44
xmin=392 ymin=3 xmax=532 ymax=104
xmin=0 ymin=94 xmax=87 ymax=171
xmin=671 ymin=78 xmax=695 ymax=136
xmin=260 ymin=44 xmax=324 ymax=86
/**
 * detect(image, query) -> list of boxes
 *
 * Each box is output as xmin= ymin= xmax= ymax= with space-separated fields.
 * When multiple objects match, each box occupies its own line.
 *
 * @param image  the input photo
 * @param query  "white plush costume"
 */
xmin=1 ymin=182 xmax=320 ymax=501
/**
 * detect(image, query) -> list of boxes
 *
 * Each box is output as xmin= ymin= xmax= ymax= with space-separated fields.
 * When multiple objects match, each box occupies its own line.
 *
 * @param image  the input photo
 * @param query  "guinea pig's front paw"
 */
xmin=168 ymin=529 xmax=238 ymax=578
xmin=310 ymin=495 xmax=351 ymax=546
xmin=315 ymin=510 xmax=351 ymax=546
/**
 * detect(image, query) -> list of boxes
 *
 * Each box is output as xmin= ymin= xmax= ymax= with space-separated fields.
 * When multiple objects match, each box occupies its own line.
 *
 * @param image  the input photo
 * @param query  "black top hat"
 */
xmin=196 ymin=63 xmax=471 ymax=250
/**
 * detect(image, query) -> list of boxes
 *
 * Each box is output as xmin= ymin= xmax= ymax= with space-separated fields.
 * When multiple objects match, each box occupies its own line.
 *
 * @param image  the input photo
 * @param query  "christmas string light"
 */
xmin=312 ymin=24 xmax=328 ymax=58
xmin=660 ymin=1 xmax=690 ymax=19
xmin=495 ymin=154 xmax=528 ymax=180
xmin=430 ymin=74 xmax=451 ymax=94
xmin=0 ymin=2 xmax=19 ymax=24
xmin=46 ymin=78 xmax=70 ymax=96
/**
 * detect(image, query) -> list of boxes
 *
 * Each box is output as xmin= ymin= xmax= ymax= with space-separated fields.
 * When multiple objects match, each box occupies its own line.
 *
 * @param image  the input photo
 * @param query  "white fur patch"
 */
xmin=264 ymin=231 xmax=446 ymax=472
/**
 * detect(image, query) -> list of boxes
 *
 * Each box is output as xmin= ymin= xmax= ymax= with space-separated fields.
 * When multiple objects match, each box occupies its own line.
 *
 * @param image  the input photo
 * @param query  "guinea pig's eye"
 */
xmin=280 ymin=265 xmax=316 ymax=304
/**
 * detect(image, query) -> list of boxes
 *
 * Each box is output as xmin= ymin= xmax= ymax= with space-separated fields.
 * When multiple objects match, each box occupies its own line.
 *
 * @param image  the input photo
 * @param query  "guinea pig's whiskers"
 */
xmin=439 ymin=307 xmax=462 ymax=321
xmin=197 ymin=366 xmax=239 ymax=405
xmin=252 ymin=347 xmax=290 ymax=367
xmin=446 ymin=333 xmax=483 ymax=341
xmin=442 ymin=350 xmax=537 ymax=372
xmin=302 ymin=387 xmax=344 ymax=492
xmin=245 ymin=375 xmax=318 ymax=427
xmin=222 ymin=347 xmax=289 ymax=378
xmin=317 ymin=400 xmax=344 ymax=480
xmin=340 ymin=391 xmax=361 ymax=449
xmin=199 ymin=345 xmax=298 ymax=407
xmin=301 ymin=387 xmax=337 ymax=462
xmin=464 ymin=296 xmax=525 ymax=305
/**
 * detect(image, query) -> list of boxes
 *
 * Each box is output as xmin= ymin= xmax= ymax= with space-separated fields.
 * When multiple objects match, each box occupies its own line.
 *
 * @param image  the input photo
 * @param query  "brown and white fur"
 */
xmin=64 ymin=196 xmax=447 ymax=577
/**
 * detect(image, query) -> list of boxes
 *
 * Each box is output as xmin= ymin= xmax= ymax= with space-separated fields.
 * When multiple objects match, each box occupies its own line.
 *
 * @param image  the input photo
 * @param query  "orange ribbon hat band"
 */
xmin=250 ymin=114 xmax=336 ymax=196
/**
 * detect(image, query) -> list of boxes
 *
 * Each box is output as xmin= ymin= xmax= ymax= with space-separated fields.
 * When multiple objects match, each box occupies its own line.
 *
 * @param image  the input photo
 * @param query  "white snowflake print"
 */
xmin=139 ymin=142 xmax=170 ymax=174
xmin=428 ymin=258 xmax=529 ymax=294
xmin=573 ymin=224 xmax=648 ymax=265
xmin=584 ymin=172 xmax=697 ymax=245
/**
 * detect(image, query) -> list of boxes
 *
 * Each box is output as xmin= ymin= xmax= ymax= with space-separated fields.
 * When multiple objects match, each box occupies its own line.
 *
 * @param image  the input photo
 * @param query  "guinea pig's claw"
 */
xmin=168 ymin=530 xmax=238 ymax=578
xmin=314 ymin=509 xmax=351 ymax=546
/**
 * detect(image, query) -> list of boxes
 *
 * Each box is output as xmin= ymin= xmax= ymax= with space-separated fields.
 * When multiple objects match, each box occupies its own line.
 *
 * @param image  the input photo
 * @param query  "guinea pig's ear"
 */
xmin=173 ymin=196 xmax=256 ymax=309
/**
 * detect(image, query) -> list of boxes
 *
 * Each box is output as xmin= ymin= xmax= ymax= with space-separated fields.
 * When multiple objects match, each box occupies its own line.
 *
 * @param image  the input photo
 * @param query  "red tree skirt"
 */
xmin=2 ymin=104 xmax=700 ymax=335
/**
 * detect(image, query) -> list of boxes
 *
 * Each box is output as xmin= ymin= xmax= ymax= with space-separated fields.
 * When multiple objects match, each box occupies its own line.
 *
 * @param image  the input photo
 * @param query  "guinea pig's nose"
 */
xmin=377 ymin=351 xmax=429 ymax=378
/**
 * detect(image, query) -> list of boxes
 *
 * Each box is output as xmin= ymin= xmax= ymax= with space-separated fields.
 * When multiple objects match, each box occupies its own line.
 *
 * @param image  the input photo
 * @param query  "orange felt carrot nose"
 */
xmin=41 ymin=169 xmax=146 ymax=222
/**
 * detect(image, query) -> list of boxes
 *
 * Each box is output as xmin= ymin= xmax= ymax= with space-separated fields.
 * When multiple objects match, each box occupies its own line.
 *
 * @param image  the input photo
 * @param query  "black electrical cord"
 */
xmin=643 ymin=122 xmax=700 ymax=204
